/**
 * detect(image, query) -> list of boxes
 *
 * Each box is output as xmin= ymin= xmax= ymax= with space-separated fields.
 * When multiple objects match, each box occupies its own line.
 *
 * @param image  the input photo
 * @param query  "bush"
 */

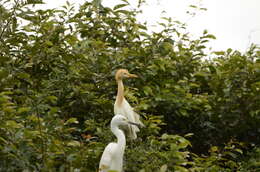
xmin=0 ymin=0 xmax=259 ymax=171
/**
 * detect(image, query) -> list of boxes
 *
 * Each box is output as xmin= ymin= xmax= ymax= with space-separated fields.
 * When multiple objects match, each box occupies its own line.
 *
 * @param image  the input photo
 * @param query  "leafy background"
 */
xmin=0 ymin=0 xmax=260 ymax=171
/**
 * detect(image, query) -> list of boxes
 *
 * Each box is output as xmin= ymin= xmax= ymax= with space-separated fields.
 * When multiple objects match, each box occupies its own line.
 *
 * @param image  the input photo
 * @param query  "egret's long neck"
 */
xmin=111 ymin=125 xmax=126 ymax=153
xmin=116 ymin=79 xmax=124 ymax=105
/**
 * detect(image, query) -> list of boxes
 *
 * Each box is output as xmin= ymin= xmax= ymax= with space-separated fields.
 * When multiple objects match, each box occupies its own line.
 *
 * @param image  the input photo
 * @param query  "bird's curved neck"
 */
xmin=116 ymin=79 xmax=124 ymax=105
xmin=111 ymin=125 xmax=126 ymax=153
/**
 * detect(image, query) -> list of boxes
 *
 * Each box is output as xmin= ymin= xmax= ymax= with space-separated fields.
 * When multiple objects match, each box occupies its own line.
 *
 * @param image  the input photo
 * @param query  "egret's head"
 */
xmin=115 ymin=69 xmax=138 ymax=81
xmin=111 ymin=114 xmax=140 ymax=127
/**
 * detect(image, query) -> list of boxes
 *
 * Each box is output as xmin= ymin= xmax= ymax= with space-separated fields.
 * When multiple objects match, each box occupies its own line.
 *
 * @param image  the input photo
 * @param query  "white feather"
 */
xmin=99 ymin=115 xmax=135 ymax=172
xmin=99 ymin=143 xmax=123 ymax=172
xmin=114 ymin=98 xmax=144 ymax=139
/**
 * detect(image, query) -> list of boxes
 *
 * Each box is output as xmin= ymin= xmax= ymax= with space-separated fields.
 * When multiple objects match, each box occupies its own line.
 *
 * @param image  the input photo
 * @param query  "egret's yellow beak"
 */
xmin=128 ymin=121 xmax=141 ymax=127
xmin=127 ymin=73 xmax=138 ymax=78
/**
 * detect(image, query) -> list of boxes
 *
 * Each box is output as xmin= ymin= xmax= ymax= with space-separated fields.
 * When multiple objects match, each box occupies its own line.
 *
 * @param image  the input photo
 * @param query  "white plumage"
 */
xmin=114 ymin=69 xmax=144 ymax=140
xmin=99 ymin=114 xmax=139 ymax=172
xmin=114 ymin=97 xmax=143 ymax=139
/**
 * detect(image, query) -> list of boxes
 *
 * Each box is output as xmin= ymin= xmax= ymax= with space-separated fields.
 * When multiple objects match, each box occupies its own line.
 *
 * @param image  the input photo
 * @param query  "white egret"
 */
xmin=114 ymin=69 xmax=144 ymax=140
xmin=98 ymin=114 xmax=140 ymax=172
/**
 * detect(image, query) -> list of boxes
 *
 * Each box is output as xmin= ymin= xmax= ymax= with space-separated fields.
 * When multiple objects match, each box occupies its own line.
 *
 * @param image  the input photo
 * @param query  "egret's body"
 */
xmin=114 ymin=69 xmax=144 ymax=140
xmin=99 ymin=115 xmax=139 ymax=172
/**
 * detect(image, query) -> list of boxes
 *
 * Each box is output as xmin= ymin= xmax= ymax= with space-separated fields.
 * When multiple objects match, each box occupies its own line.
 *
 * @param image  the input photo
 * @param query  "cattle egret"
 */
xmin=114 ymin=69 xmax=144 ymax=139
xmin=99 ymin=114 xmax=140 ymax=172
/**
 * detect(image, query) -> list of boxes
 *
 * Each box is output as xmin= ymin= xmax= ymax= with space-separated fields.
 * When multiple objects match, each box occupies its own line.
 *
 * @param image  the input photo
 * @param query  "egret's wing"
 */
xmin=122 ymin=99 xmax=137 ymax=123
xmin=122 ymin=98 xmax=144 ymax=139
xmin=114 ymin=98 xmax=144 ymax=139
xmin=133 ymin=111 xmax=144 ymax=127
xmin=99 ymin=143 xmax=117 ymax=172
xmin=123 ymin=98 xmax=143 ymax=126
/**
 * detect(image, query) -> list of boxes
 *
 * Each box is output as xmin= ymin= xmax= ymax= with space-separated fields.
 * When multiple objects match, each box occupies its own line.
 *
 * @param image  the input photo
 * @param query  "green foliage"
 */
xmin=125 ymin=134 xmax=193 ymax=172
xmin=192 ymin=141 xmax=244 ymax=172
xmin=240 ymin=147 xmax=260 ymax=171
xmin=0 ymin=0 xmax=259 ymax=171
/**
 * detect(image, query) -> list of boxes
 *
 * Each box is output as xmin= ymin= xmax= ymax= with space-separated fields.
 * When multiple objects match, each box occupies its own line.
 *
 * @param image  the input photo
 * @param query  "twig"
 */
xmin=246 ymin=29 xmax=260 ymax=51
xmin=0 ymin=14 xmax=13 ymax=41
xmin=0 ymin=0 xmax=20 ymax=41
xmin=33 ymin=99 xmax=46 ymax=169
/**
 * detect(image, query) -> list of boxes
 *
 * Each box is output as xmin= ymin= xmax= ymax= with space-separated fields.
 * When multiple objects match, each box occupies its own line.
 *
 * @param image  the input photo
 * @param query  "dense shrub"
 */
xmin=0 ymin=0 xmax=259 ymax=171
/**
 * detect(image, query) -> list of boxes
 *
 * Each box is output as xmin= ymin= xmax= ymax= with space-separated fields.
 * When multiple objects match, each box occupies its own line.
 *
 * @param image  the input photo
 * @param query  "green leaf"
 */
xmin=208 ymin=65 xmax=217 ymax=73
xmin=225 ymin=152 xmax=238 ymax=159
xmin=203 ymin=29 xmax=208 ymax=34
xmin=17 ymin=107 xmax=30 ymax=114
xmin=213 ymin=51 xmax=225 ymax=55
xmin=113 ymin=4 xmax=128 ymax=10
xmin=173 ymin=165 xmax=189 ymax=172
xmin=160 ymin=164 xmax=167 ymax=172
xmin=0 ymin=137 xmax=8 ymax=144
xmin=203 ymin=34 xmax=216 ymax=39
xmin=92 ymin=0 xmax=102 ymax=7
xmin=67 ymin=140 xmax=81 ymax=147
xmin=17 ymin=72 xmax=30 ymax=79
xmin=189 ymin=5 xmax=198 ymax=8
xmin=161 ymin=133 xmax=169 ymax=140
xmin=0 ymin=68 xmax=8 ymax=79
xmin=24 ymin=130 xmax=41 ymax=138
xmin=189 ymin=83 xmax=200 ymax=88
xmin=210 ymin=146 xmax=218 ymax=152
xmin=227 ymin=48 xmax=233 ymax=54
xmin=26 ymin=0 xmax=44 ymax=5
xmin=65 ymin=118 xmax=79 ymax=125
xmin=143 ymin=86 xmax=153 ymax=95
xmin=6 ymin=120 xmax=22 ymax=129
xmin=184 ymin=133 xmax=194 ymax=138
xmin=115 ymin=10 xmax=130 ymax=14
xmin=27 ymin=115 xmax=39 ymax=122
xmin=45 ymin=40 xmax=53 ymax=46
xmin=46 ymin=96 xmax=57 ymax=104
